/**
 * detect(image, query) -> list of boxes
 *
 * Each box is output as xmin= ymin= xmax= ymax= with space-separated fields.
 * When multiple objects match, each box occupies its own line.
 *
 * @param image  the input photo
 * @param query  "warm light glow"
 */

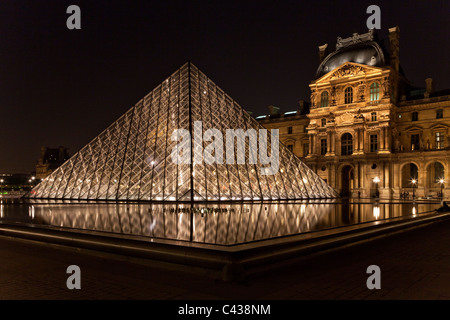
xmin=439 ymin=178 xmax=445 ymax=185
xmin=373 ymin=176 xmax=380 ymax=183
xmin=373 ymin=205 xmax=380 ymax=219
xmin=411 ymin=179 xmax=417 ymax=185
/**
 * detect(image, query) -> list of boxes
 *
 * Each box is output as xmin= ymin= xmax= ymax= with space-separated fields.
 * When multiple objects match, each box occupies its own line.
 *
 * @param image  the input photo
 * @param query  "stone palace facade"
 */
xmin=258 ymin=27 xmax=450 ymax=198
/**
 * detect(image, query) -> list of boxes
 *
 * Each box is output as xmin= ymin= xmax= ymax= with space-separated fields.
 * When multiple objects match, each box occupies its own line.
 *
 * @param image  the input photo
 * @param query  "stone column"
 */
xmin=380 ymin=127 xmax=385 ymax=150
xmin=308 ymin=134 xmax=313 ymax=155
xmin=392 ymin=162 xmax=400 ymax=198
xmin=360 ymin=128 xmax=364 ymax=151
xmin=384 ymin=127 xmax=390 ymax=151
xmin=327 ymin=132 xmax=331 ymax=154
xmin=356 ymin=128 xmax=360 ymax=151
xmin=360 ymin=163 xmax=367 ymax=197
xmin=330 ymin=131 xmax=336 ymax=154
xmin=418 ymin=167 xmax=426 ymax=198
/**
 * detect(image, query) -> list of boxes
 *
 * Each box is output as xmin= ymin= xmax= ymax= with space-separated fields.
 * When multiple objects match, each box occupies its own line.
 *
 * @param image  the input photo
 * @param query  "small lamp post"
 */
xmin=373 ymin=176 xmax=380 ymax=198
xmin=411 ymin=178 xmax=417 ymax=199
xmin=439 ymin=178 xmax=445 ymax=200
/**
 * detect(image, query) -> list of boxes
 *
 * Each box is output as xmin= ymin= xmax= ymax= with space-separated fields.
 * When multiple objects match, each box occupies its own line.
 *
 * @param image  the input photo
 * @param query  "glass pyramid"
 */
xmin=28 ymin=62 xmax=337 ymax=201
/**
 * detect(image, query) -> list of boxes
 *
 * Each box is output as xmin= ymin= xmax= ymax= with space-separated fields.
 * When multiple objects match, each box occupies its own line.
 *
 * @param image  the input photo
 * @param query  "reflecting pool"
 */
xmin=0 ymin=199 xmax=441 ymax=246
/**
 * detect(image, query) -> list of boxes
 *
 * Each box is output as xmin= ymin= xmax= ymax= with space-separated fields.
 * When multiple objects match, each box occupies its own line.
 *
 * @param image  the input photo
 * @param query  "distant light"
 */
xmin=284 ymin=111 xmax=297 ymax=115
xmin=255 ymin=115 xmax=267 ymax=119
xmin=439 ymin=178 xmax=445 ymax=185
xmin=373 ymin=176 xmax=380 ymax=183
xmin=411 ymin=179 xmax=417 ymax=185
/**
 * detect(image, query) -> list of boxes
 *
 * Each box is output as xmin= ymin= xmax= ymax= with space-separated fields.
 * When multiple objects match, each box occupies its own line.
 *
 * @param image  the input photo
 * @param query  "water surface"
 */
xmin=0 ymin=199 xmax=440 ymax=246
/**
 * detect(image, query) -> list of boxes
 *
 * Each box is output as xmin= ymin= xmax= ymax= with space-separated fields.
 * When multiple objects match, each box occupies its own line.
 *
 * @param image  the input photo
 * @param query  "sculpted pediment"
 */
xmin=336 ymin=112 xmax=356 ymax=124
xmin=429 ymin=123 xmax=449 ymax=130
xmin=314 ymin=62 xmax=383 ymax=83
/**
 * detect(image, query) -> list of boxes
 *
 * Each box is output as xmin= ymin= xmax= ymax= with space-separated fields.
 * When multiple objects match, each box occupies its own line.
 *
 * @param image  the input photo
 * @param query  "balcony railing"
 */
xmin=394 ymin=146 xmax=449 ymax=153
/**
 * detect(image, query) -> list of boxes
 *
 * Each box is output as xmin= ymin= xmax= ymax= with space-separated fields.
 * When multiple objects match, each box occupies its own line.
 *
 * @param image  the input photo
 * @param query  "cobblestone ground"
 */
xmin=0 ymin=219 xmax=449 ymax=300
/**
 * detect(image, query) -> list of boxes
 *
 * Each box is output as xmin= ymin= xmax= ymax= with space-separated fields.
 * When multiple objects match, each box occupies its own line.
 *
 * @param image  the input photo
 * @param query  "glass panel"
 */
xmin=28 ymin=62 xmax=337 ymax=201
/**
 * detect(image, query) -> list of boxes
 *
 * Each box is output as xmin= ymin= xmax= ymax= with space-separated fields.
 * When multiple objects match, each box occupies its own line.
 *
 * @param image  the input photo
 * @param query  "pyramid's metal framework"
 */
xmin=28 ymin=62 xmax=337 ymax=201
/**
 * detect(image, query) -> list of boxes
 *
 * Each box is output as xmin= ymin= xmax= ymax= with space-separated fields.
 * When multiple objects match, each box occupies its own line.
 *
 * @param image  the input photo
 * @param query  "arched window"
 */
xmin=344 ymin=87 xmax=353 ymax=104
xmin=341 ymin=133 xmax=353 ymax=155
xmin=320 ymin=91 xmax=329 ymax=108
xmin=370 ymin=82 xmax=380 ymax=101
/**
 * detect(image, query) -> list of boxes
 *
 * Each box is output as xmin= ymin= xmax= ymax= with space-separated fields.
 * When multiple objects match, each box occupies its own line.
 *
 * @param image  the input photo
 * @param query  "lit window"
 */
xmin=344 ymin=87 xmax=353 ymax=104
xmin=320 ymin=91 xmax=329 ymax=108
xmin=370 ymin=82 xmax=380 ymax=101
xmin=437 ymin=109 xmax=443 ymax=119
xmin=436 ymin=132 xmax=444 ymax=149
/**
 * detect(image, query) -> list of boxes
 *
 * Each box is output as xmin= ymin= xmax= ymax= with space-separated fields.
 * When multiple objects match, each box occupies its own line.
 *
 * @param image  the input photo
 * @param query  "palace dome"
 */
xmin=315 ymin=29 xmax=390 ymax=79
xmin=316 ymin=41 xmax=386 ymax=79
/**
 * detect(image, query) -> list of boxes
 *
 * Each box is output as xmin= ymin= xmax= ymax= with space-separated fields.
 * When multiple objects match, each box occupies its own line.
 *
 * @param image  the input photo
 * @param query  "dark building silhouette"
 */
xmin=35 ymin=146 xmax=70 ymax=179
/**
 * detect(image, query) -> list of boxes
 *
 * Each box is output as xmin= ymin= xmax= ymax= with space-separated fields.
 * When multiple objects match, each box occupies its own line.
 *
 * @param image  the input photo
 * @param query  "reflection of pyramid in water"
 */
xmin=28 ymin=62 xmax=337 ymax=201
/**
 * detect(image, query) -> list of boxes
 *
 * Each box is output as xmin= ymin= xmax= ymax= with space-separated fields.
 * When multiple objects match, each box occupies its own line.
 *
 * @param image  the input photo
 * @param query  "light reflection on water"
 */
xmin=0 ymin=199 xmax=440 ymax=246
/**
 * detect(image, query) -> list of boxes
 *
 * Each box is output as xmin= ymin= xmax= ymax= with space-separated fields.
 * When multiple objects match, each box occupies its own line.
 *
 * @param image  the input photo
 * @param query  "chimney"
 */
xmin=268 ymin=105 xmax=280 ymax=116
xmin=388 ymin=26 xmax=400 ymax=72
xmin=424 ymin=78 xmax=433 ymax=98
xmin=318 ymin=44 xmax=328 ymax=63
xmin=298 ymin=100 xmax=305 ymax=114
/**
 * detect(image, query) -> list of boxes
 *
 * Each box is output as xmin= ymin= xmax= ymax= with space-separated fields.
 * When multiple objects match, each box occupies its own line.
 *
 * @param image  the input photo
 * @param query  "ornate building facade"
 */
xmin=258 ymin=27 xmax=450 ymax=198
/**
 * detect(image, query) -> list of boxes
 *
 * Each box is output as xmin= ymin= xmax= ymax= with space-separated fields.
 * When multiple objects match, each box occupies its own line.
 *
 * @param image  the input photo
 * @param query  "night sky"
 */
xmin=0 ymin=0 xmax=449 ymax=173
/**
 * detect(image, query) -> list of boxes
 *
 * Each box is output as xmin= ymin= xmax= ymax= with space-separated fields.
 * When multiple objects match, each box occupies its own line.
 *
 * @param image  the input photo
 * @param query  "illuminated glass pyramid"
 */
xmin=28 ymin=62 xmax=337 ymax=201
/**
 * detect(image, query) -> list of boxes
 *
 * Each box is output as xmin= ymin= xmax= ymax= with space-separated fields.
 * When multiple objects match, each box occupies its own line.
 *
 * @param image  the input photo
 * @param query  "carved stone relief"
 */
xmin=329 ymin=64 xmax=366 ymax=80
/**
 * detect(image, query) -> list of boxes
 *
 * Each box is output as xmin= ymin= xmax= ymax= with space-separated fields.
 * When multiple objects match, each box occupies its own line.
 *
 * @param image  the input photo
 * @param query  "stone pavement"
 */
xmin=0 ymin=218 xmax=449 ymax=300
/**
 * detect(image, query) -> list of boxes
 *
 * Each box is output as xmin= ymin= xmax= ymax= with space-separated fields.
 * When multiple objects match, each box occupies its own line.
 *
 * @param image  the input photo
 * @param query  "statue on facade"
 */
xmin=330 ymin=86 xmax=337 ymax=106
xmin=382 ymin=77 xmax=391 ymax=98
xmin=358 ymin=82 xmax=366 ymax=101
xmin=310 ymin=89 xmax=317 ymax=108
